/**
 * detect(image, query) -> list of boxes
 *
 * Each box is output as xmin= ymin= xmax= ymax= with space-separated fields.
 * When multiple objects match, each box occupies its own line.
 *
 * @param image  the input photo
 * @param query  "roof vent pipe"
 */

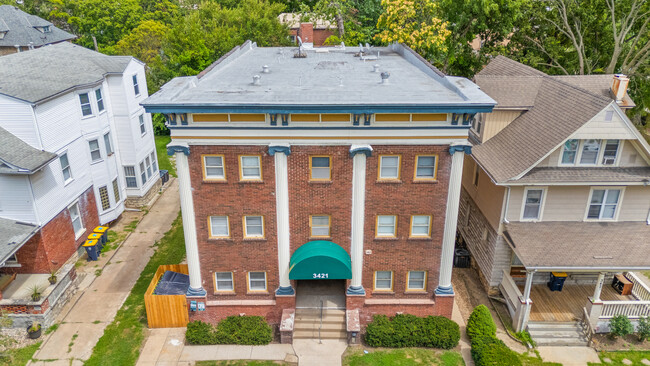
xmin=262 ymin=65 xmax=270 ymax=73
xmin=380 ymin=71 xmax=390 ymax=84
xmin=252 ymin=75 xmax=261 ymax=86
xmin=372 ymin=64 xmax=380 ymax=73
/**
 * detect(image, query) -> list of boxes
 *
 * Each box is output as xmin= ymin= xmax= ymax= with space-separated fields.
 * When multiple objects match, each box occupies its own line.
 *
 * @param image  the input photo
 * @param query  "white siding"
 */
xmin=573 ymin=105 xmax=638 ymax=140
xmin=0 ymin=175 xmax=37 ymax=223
xmin=0 ymin=95 xmax=40 ymax=148
xmin=33 ymin=93 xmax=84 ymax=152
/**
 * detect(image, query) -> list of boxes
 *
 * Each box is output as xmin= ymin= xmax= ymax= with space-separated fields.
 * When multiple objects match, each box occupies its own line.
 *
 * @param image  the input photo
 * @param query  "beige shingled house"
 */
xmin=458 ymin=56 xmax=650 ymax=345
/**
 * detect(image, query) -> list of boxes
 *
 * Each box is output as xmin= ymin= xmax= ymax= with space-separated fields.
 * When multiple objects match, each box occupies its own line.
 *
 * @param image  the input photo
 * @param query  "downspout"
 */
xmin=503 ymin=186 xmax=511 ymax=224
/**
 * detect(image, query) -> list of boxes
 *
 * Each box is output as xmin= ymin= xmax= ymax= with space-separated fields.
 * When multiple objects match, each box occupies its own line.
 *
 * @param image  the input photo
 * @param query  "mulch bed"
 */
xmin=592 ymin=333 xmax=650 ymax=351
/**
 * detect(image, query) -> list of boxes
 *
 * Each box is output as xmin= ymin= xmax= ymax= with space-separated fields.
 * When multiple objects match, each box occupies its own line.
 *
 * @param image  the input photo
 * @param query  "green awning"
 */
xmin=289 ymin=241 xmax=352 ymax=280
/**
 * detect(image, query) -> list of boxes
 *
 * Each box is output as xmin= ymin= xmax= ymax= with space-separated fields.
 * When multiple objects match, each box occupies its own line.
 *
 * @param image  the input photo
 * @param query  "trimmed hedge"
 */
xmin=467 ymin=306 xmax=521 ymax=366
xmin=364 ymin=314 xmax=460 ymax=349
xmin=466 ymin=304 xmax=496 ymax=341
xmin=185 ymin=316 xmax=272 ymax=345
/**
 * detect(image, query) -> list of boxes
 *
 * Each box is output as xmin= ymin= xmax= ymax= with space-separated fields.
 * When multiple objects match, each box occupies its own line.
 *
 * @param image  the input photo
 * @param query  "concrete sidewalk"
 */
xmin=29 ymin=179 xmax=180 ymax=366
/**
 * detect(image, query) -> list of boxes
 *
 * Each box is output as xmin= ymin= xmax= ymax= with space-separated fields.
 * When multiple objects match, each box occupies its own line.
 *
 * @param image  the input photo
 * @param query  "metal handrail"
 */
xmin=319 ymin=299 xmax=323 ymax=344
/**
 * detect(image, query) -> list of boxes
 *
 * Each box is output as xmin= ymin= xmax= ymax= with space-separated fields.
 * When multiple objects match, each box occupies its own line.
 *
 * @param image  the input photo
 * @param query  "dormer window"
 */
xmin=35 ymin=26 xmax=51 ymax=33
xmin=560 ymin=139 xmax=619 ymax=166
xmin=0 ymin=31 xmax=6 ymax=40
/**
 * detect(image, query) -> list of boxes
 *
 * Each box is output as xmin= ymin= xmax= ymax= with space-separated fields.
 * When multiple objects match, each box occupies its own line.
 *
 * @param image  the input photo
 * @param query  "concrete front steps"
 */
xmin=294 ymin=308 xmax=347 ymax=340
xmin=527 ymin=321 xmax=589 ymax=346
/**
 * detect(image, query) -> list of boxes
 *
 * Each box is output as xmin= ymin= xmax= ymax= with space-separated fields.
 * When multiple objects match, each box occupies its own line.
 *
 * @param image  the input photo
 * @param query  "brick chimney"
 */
xmin=298 ymin=23 xmax=314 ymax=47
xmin=611 ymin=74 xmax=629 ymax=103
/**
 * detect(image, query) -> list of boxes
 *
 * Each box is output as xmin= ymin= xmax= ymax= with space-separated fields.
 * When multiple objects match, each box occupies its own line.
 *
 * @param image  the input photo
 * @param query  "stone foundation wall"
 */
xmin=125 ymin=178 xmax=162 ymax=208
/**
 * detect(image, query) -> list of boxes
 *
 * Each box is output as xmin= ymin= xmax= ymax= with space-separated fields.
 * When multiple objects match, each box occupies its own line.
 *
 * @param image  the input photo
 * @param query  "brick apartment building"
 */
xmin=278 ymin=13 xmax=336 ymax=47
xmin=143 ymin=41 xmax=495 ymax=338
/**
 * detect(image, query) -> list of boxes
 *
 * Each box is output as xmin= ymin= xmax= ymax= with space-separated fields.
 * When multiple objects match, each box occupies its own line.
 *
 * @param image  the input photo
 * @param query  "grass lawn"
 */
xmin=196 ymin=361 xmax=291 ymax=366
xmin=520 ymin=351 xmax=562 ymax=366
xmin=588 ymin=350 xmax=650 ymax=365
xmin=343 ymin=348 xmax=464 ymax=366
xmin=155 ymin=135 xmax=177 ymax=177
xmin=2 ymin=341 xmax=41 ymax=366
xmin=84 ymin=213 xmax=185 ymax=366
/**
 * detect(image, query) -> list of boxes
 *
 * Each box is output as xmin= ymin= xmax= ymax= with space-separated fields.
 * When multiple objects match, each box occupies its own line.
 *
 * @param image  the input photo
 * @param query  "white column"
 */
xmin=593 ymin=272 xmax=606 ymax=302
xmin=436 ymin=143 xmax=471 ymax=295
xmin=347 ymin=145 xmax=372 ymax=295
xmin=269 ymin=144 xmax=294 ymax=295
xmin=515 ymin=270 xmax=535 ymax=331
xmin=169 ymin=144 xmax=206 ymax=297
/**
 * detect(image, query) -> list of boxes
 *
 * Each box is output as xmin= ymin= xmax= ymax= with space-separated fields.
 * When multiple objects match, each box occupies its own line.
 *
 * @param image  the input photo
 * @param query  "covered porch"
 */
xmin=499 ymin=222 xmax=650 ymax=333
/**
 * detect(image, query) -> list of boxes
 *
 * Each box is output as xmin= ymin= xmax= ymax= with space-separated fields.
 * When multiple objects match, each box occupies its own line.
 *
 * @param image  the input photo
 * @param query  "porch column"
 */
xmin=592 ymin=272 xmax=606 ymax=302
xmin=168 ymin=144 xmax=206 ymax=297
xmin=269 ymin=144 xmax=294 ymax=295
xmin=516 ymin=270 xmax=535 ymax=331
xmin=347 ymin=144 xmax=372 ymax=295
xmin=436 ymin=143 xmax=472 ymax=295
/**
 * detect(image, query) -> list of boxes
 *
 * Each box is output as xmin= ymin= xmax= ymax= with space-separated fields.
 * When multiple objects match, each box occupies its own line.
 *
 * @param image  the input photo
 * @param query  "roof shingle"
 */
xmin=0 ymin=126 xmax=56 ymax=174
xmin=0 ymin=5 xmax=74 ymax=48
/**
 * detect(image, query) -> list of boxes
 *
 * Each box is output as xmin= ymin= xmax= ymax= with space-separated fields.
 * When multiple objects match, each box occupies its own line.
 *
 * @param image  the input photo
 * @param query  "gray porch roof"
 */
xmin=0 ymin=126 xmax=57 ymax=174
xmin=0 ymin=218 xmax=38 ymax=266
xmin=514 ymin=167 xmax=650 ymax=185
xmin=503 ymin=222 xmax=650 ymax=270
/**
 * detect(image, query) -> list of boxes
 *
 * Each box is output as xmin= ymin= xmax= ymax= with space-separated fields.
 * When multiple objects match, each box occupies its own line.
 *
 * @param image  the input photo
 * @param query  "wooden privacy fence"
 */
xmin=145 ymin=264 xmax=189 ymax=328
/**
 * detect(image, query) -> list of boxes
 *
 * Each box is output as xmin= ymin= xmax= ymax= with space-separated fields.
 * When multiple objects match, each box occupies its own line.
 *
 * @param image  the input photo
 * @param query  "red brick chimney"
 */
xmin=298 ymin=23 xmax=314 ymax=45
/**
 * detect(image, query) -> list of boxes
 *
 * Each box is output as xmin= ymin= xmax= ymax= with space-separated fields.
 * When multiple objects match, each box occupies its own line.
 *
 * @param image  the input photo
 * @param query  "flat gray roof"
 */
xmin=0 ymin=217 xmax=38 ymax=266
xmin=143 ymin=42 xmax=495 ymax=112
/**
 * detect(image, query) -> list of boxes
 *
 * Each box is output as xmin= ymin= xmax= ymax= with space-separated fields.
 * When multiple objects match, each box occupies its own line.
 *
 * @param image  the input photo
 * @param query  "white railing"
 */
xmin=500 ymin=269 xmax=523 ymax=318
xmin=600 ymin=300 xmax=650 ymax=319
xmin=625 ymin=272 xmax=650 ymax=302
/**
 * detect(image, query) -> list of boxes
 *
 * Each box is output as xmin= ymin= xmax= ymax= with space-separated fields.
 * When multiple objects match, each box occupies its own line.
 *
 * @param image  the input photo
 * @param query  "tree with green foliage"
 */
xmin=115 ymin=20 xmax=167 ymax=65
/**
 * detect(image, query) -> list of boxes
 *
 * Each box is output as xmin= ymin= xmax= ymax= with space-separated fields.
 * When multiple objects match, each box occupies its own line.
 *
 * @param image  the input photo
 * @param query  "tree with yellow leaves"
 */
xmin=376 ymin=0 xmax=450 ymax=62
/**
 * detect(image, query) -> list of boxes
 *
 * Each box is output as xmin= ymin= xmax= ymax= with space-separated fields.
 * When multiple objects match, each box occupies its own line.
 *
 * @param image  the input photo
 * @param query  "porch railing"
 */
xmin=500 ymin=269 xmax=522 ymax=318
xmin=600 ymin=300 xmax=650 ymax=319
xmin=625 ymin=272 xmax=650 ymax=302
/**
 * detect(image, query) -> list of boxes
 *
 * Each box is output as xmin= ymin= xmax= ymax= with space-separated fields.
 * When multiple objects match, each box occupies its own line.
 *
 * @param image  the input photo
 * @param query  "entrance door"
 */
xmin=295 ymin=279 xmax=346 ymax=309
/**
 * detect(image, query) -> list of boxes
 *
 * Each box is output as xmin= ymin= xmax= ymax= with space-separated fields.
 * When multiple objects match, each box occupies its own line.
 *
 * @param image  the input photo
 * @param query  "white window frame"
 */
xmin=559 ymin=139 xmax=580 ymax=165
xmin=601 ymin=140 xmax=620 ymax=165
xmin=407 ymin=271 xmax=427 ymax=291
xmin=585 ymin=187 xmax=624 ymax=221
xmin=60 ymin=152 xmax=73 ymax=184
xmin=95 ymin=88 xmax=105 ymax=113
xmin=375 ymin=215 xmax=397 ymax=238
xmin=247 ymin=271 xmax=267 ymax=292
xmin=208 ymin=216 xmax=230 ymax=238
xmin=243 ymin=215 xmax=264 ymax=239
xmin=239 ymin=155 xmax=262 ymax=181
xmin=112 ymin=178 xmax=121 ymax=203
xmin=378 ymin=155 xmax=401 ymax=180
xmin=98 ymin=185 xmax=110 ymax=211
xmin=88 ymin=139 xmax=102 ymax=162
xmin=215 ymin=272 xmax=234 ymax=292
xmin=150 ymin=152 xmax=158 ymax=173
xmin=203 ymin=155 xmax=226 ymax=181
xmin=558 ymin=139 xmax=620 ymax=167
xmin=139 ymin=114 xmax=146 ymax=136
xmin=124 ymin=166 xmax=138 ymax=188
xmin=373 ymin=271 xmax=393 ymax=291
xmin=520 ymin=187 xmax=547 ymax=221
xmin=140 ymin=161 xmax=147 ymax=185
xmin=132 ymin=74 xmax=140 ymax=96
xmin=78 ymin=92 xmax=93 ymax=117
xmin=69 ymin=201 xmax=85 ymax=239
xmin=145 ymin=156 xmax=153 ymax=179
xmin=103 ymin=132 xmax=113 ymax=156
xmin=409 ymin=215 xmax=432 ymax=238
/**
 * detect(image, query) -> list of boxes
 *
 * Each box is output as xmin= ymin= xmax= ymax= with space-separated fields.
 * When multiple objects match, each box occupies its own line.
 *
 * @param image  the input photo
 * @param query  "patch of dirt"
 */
xmin=0 ymin=328 xmax=40 ymax=352
xmin=592 ymin=334 xmax=650 ymax=351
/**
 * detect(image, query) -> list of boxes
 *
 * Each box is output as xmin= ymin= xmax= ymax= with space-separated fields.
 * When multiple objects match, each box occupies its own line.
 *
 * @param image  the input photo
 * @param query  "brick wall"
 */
xmin=2 ymin=187 xmax=99 ymax=274
xmin=313 ymin=29 xmax=336 ymax=46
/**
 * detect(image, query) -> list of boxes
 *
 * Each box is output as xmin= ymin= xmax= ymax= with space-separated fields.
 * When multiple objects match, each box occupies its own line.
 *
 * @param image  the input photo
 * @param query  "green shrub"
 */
xmin=637 ymin=316 xmax=650 ymax=342
xmin=466 ymin=304 xmax=496 ymax=341
xmin=364 ymin=314 xmax=460 ymax=349
xmin=610 ymin=314 xmax=634 ymax=338
xmin=185 ymin=320 xmax=215 ymax=345
xmin=214 ymin=316 xmax=272 ymax=345
xmin=471 ymin=335 xmax=522 ymax=366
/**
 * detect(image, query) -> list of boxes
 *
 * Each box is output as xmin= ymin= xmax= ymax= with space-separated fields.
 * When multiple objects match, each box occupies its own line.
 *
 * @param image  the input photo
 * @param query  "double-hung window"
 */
xmin=60 ymin=153 xmax=72 ymax=182
xmin=103 ymin=133 xmax=113 ymax=155
xmin=579 ymin=139 xmax=600 ymax=164
xmin=140 ymin=161 xmax=147 ymax=185
xmin=79 ymin=93 xmax=92 ymax=116
xmin=112 ymin=179 xmax=120 ymax=203
xmin=95 ymin=89 xmax=104 ymax=112
xmin=124 ymin=166 xmax=137 ymax=188
xmin=602 ymin=140 xmax=620 ymax=165
xmin=587 ymin=189 xmax=621 ymax=220
xmin=239 ymin=155 xmax=262 ymax=181
xmin=378 ymin=155 xmax=400 ymax=180
xmin=209 ymin=216 xmax=230 ymax=238
xmin=215 ymin=272 xmax=234 ymax=292
xmin=89 ymin=139 xmax=101 ymax=162
xmin=69 ymin=202 xmax=84 ymax=237
xmin=310 ymin=156 xmax=331 ymax=181
xmin=203 ymin=155 xmax=225 ymax=180
xmin=376 ymin=215 xmax=397 ymax=238
xmin=414 ymin=155 xmax=437 ymax=180
xmin=243 ymin=216 xmax=264 ymax=238
xmin=99 ymin=186 xmax=110 ymax=210
xmin=410 ymin=215 xmax=432 ymax=238
xmin=145 ymin=156 xmax=153 ymax=179
xmin=248 ymin=272 xmax=267 ymax=292
xmin=407 ymin=271 xmax=426 ymax=291
xmin=132 ymin=74 xmax=140 ymax=96
xmin=561 ymin=139 xmax=579 ymax=164
xmin=374 ymin=271 xmax=393 ymax=291
xmin=150 ymin=152 xmax=158 ymax=173
xmin=522 ymin=188 xmax=544 ymax=220
xmin=139 ymin=114 xmax=146 ymax=135
xmin=310 ymin=215 xmax=330 ymax=237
